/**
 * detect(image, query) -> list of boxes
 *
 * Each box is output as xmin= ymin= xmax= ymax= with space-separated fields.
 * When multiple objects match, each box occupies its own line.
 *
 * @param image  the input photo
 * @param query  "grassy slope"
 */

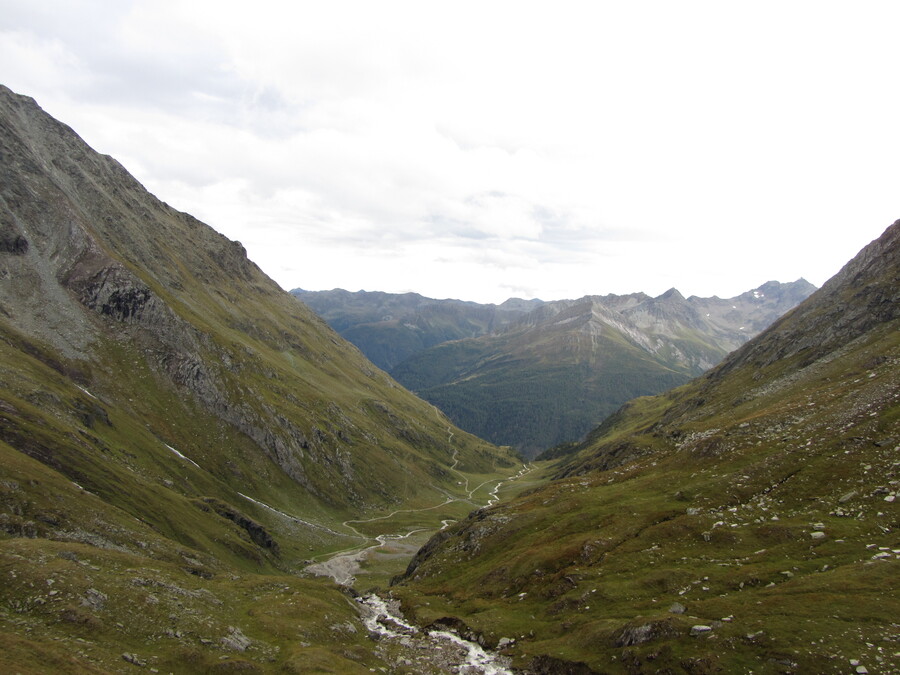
xmin=396 ymin=322 xmax=899 ymax=674
xmin=393 ymin=225 xmax=900 ymax=673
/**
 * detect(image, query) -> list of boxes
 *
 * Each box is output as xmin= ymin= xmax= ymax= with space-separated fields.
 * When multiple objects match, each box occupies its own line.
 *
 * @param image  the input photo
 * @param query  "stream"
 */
xmin=307 ymin=530 xmax=516 ymax=673
xmin=304 ymin=462 xmax=533 ymax=673
xmin=357 ymin=592 xmax=513 ymax=674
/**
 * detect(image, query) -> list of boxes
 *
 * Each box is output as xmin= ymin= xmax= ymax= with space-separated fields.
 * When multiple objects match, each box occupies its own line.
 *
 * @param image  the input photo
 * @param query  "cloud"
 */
xmin=1 ymin=1 xmax=899 ymax=303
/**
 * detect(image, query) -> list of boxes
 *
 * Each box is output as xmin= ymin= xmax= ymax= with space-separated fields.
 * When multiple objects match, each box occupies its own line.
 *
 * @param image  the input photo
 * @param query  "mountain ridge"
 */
xmin=392 ymin=220 xmax=900 ymax=673
xmin=0 ymin=81 xmax=525 ymax=525
xmin=386 ymin=279 xmax=815 ymax=456
xmin=0 ymin=85 xmax=520 ymax=672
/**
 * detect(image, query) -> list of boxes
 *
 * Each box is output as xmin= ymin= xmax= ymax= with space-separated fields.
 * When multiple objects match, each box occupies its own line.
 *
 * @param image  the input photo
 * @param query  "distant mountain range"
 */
xmin=293 ymin=280 xmax=816 ymax=456
xmin=393 ymin=219 xmax=900 ymax=673
xmin=290 ymin=289 xmax=544 ymax=371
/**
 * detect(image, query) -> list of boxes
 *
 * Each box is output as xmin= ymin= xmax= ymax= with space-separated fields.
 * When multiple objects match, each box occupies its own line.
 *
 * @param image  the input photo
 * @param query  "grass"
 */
xmin=393 ymin=316 xmax=900 ymax=673
xmin=0 ymin=537 xmax=387 ymax=674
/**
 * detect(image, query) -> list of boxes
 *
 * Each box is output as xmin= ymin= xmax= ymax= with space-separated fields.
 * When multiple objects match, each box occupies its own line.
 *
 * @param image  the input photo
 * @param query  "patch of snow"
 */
xmin=237 ymin=492 xmax=339 ymax=534
xmin=75 ymin=385 xmax=97 ymax=399
xmin=164 ymin=443 xmax=200 ymax=468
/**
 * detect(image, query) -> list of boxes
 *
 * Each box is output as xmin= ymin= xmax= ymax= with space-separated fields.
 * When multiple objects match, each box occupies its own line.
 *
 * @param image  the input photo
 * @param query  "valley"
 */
xmin=0 ymin=83 xmax=897 ymax=675
xmin=302 ymin=456 xmax=538 ymax=674
xmin=305 ymin=453 xmax=535 ymax=589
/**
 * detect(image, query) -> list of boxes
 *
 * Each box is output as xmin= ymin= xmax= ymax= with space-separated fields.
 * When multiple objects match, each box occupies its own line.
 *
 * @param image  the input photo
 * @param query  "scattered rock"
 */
xmin=613 ymin=619 xmax=680 ymax=646
xmin=690 ymin=625 xmax=712 ymax=637
xmin=810 ymin=531 xmax=826 ymax=539
xmin=839 ymin=490 xmax=859 ymax=503
xmin=668 ymin=602 xmax=686 ymax=614
xmin=529 ymin=654 xmax=597 ymax=674
xmin=220 ymin=626 xmax=252 ymax=652
xmin=497 ymin=637 xmax=515 ymax=649
xmin=378 ymin=615 xmax=416 ymax=637
xmin=121 ymin=652 xmax=146 ymax=667
xmin=80 ymin=588 xmax=107 ymax=610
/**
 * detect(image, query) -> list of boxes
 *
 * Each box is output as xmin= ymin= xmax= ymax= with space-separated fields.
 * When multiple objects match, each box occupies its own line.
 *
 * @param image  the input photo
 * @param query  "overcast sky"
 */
xmin=1 ymin=1 xmax=898 ymax=303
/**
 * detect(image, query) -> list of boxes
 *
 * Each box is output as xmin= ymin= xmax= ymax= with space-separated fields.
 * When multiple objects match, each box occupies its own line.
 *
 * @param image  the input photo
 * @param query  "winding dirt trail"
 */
xmin=305 ymin=412 xmax=534 ymax=586
xmin=306 ymin=461 xmax=533 ymax=585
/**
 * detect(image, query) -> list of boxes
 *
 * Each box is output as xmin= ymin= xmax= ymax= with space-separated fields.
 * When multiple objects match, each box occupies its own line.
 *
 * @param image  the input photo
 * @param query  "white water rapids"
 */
xmin=357 ymin=593 xmax=513 ymax=674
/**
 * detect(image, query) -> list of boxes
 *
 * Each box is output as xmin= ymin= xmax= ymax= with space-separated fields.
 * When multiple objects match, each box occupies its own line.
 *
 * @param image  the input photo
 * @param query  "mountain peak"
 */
xmin=714 ymin=219 xmax=899 ymax=376
xmin=656 ymin=287 xmax=685 ymax=301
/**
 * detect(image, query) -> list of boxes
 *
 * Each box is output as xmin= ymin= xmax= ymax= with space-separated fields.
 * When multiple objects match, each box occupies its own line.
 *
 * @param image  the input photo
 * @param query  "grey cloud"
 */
xmin=2 ymin=0 xmax=300 ymax=137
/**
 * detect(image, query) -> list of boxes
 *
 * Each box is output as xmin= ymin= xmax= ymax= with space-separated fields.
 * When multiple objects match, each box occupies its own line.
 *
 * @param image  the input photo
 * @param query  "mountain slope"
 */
xmin=291 ymin=288 xmax=543 ymax=371
xmin=392 ymin=281 xmax=814 ymax=457
xmin=393 ymin=221 xmax=900 ymax=674
xmin=0 ymin=85 xmax=518 ymax=672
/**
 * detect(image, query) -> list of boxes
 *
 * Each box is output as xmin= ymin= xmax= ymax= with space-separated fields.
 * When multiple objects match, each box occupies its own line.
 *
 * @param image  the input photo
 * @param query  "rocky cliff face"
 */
xmin=0 ymin=84 xmax=516 ymax=559
xmin=393 ymin=220 xmax=900 ymax=673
